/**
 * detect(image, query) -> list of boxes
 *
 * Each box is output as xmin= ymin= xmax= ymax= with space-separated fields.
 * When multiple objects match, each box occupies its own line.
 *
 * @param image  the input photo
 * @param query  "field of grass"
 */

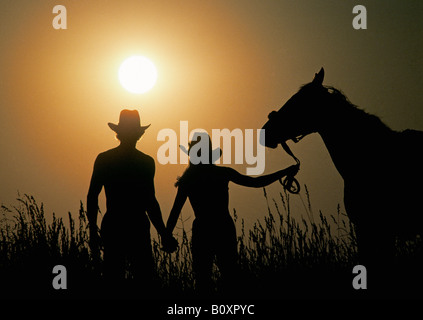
xmin=1 ymin=190 xmax=422 ymax=299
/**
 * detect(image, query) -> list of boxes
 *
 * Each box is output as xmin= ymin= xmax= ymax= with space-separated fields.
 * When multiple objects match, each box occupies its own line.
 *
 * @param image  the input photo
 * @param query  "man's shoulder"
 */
xmin=96 ymin=147 xmax=119 ymax=160
xmin=94 ymin=147 xmax=155 ymax=168
xmin=135 ymin=150 xmax=155 ymax=165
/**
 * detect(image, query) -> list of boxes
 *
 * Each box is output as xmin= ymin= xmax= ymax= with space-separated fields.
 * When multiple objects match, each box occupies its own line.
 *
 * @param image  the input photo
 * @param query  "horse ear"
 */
xmin=312 ymin=67 xmax=324 ymax=85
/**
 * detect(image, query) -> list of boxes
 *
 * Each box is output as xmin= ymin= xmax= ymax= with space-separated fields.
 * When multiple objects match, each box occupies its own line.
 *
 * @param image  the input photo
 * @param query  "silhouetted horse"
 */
xmin=261 ymin=68 xmax=423 ymax=276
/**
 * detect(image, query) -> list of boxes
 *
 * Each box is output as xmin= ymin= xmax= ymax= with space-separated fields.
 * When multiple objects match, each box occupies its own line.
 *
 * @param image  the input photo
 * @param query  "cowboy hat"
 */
xmin=179 ymin=132 xmax=222 ymax=164
xmin=108 ymin=109 xmax=150 ymax=134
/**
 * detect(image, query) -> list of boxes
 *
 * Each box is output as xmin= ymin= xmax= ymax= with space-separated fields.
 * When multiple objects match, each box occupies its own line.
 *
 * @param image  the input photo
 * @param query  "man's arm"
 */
xmin=145 ymin=159 xmax=178 ymax=253
xmin=87 ymin=156 xmax=103 ymax=230
xmin=86 ymin=156 xmax=103 ymax=255
xmin=145 ymin=159 xmax=167 ymax=237
xmin=146 ymin=197 xmax=167 ymax=236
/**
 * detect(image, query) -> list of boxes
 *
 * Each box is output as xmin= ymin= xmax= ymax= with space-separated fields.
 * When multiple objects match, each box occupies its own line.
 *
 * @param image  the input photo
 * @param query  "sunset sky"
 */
xmin=1 ymin=0 xmax=421 ymax=232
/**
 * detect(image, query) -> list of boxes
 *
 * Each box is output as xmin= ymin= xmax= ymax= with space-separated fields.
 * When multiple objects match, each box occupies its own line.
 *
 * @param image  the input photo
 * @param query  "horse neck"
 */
xmin=317 ymin=100 xmax=394 ymax=181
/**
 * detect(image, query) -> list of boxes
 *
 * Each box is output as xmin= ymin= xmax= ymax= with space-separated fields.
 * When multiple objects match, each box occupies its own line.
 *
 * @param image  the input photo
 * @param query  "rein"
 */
xmin=279 ymin=141 xmax=301 ymax=194
xmin=278 ymin=139 xmax=315 ymax=223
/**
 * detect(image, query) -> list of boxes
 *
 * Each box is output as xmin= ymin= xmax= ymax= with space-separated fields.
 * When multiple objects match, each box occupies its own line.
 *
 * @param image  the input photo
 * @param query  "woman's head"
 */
xmin=183 ymin=132 xmax=222 ymax=165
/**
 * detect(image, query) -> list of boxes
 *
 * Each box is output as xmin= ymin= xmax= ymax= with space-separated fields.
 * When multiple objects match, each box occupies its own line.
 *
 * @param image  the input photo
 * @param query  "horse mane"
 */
xmin=300 ymin=83 xmax=393 ymax=134
xmin=326 ymin=85 xmax=393 ymax=133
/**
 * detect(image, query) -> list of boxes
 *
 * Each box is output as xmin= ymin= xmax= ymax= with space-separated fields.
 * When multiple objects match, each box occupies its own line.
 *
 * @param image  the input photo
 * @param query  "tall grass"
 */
xmin=1 ymin=190 xmax=420 ymax=299
xmin=0 ymin=195 xmax=94 ymax=298
xmin=233 ymin=187 xmax=358 ymax=298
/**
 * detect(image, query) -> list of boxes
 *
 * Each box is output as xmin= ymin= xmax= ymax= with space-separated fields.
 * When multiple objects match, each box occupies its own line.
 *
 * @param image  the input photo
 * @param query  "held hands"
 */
xmin=161 ymin=231 xmax=178 ymax=253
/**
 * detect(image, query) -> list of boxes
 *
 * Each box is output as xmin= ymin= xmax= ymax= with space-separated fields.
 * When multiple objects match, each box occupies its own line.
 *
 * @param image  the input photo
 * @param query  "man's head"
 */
xmin=108 ymin=109 xmax=150 ymax=143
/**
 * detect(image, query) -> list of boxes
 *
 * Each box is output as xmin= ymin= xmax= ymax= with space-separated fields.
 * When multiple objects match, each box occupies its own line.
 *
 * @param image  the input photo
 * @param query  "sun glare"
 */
xmin=118 ymin=56 xmax=158 ymax=94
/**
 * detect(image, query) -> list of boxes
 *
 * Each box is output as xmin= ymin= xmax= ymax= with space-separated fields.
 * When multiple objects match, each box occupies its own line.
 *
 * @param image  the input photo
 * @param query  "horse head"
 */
xmin=261 ymin=68 xmax=329 ymax=148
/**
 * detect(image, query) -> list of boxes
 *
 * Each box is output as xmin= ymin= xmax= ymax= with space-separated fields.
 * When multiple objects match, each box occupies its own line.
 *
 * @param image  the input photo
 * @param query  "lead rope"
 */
xmin=280 ymin=141 xmax=301 ymax=194
xmin=279 ymin=141 xmax=315 ymax=223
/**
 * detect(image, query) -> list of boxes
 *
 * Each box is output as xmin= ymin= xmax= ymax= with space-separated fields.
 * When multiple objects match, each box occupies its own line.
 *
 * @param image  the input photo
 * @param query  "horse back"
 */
xmin=399 ymin=128 xmax=423 ymax=147
xmin=396 ymin=129 xmax=423 ymax=174
xmin=345 ymin=128 xmax=423 ymax=238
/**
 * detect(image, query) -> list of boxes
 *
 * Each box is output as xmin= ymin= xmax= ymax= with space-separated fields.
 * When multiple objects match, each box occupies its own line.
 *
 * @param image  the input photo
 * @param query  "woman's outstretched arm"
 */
xmin=228 ymin=164 xmax=299 ymax=188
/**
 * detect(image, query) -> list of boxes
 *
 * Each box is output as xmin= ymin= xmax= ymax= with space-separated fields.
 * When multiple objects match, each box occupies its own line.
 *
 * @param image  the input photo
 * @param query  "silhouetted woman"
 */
xmin=166 ymin=132 xmax=299 ymax=295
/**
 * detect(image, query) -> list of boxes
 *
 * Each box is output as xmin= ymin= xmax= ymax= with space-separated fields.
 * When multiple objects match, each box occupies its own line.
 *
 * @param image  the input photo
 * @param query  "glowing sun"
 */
xmin=118 ymin=56 xmax=158 ymax=94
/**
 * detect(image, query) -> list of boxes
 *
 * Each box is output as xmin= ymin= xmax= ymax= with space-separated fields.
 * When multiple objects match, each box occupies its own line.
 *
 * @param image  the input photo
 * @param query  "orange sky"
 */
xmin=1 ymin=0 xmax=422 ymax=232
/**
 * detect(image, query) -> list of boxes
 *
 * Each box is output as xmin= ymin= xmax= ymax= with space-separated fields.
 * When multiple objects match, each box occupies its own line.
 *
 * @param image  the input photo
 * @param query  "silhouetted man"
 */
xmin=87 ymin=109 xmax=176 ymax=293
